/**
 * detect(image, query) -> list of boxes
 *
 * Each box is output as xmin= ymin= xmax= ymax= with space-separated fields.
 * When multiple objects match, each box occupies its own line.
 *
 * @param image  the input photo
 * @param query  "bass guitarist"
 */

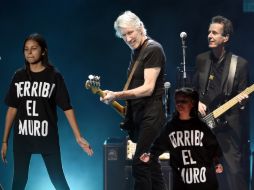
xmin=193 ymin=15 xmax=249 ymax=190
xmin=100 ymin=11 xmax=167 ymax=190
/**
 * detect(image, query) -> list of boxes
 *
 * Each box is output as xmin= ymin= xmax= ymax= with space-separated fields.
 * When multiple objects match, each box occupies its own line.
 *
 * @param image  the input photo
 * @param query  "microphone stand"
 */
xmin=181 ymin=38 xmax=187 ymax=87
xmin=164 ymin=82 xmax=171 ymax=119
xmin=164 ymin=94 xmax=169 ymax=119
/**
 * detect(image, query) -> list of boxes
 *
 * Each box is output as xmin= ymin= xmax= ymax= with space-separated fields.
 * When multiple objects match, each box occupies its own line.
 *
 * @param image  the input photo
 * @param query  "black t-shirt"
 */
xmin=128 ymin=39 xmax=166 ymax=102
xmin=151 ymin=117 xmax=221 ymax=190
xmin=5 ymin=67 xmax=72 ymax=153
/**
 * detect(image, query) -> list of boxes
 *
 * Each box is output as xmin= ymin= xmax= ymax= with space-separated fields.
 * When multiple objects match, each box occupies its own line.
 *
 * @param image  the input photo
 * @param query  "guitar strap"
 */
xmin=224 ymin=54 xmax=238 ymax=96
xmin=123 ymin=39 xmax=151 ymax=91
xmin=120 ymin=39 xmax=151 ymax=141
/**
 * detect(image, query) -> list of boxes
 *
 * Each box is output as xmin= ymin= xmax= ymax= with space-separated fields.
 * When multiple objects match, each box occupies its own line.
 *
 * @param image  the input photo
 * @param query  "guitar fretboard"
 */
xmin=212 ymin=84 xmax=254 ymax=118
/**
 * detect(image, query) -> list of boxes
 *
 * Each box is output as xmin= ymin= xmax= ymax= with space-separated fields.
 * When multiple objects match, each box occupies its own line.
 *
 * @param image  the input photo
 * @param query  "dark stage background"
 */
xmin=0 ymin=0 xmax=254 ymax=189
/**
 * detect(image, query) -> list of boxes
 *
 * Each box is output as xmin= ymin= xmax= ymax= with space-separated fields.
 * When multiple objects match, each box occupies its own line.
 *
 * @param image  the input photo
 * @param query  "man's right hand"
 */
xmin=100 ymin=90 xmax=116 ymax=105
xmin=198 ymin=101 xmax=207 ymax=116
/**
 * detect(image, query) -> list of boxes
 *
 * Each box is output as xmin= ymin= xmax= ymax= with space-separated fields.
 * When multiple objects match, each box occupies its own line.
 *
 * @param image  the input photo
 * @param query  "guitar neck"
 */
xmin=212 ymin=84 xmax=254 ymax=119
xmin=96 ymin=89 xmax=125 ymax=118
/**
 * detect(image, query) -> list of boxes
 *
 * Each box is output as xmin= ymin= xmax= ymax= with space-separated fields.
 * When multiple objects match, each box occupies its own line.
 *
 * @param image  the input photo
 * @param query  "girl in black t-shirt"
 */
xmin=1 ymin=33 xmax=93 ymax=190
xmin=140 ymin=87 xmax=223 ymax=190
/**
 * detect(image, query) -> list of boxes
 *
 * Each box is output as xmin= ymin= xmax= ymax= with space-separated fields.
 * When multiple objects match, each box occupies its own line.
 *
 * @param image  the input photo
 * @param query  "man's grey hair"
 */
xmin=114 ymin=10 xmax=147 ymax=38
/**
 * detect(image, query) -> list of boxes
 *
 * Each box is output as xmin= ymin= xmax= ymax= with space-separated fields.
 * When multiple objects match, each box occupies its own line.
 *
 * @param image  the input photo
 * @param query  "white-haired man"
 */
xmin=101 ymin=11 xmax=167 ymax=190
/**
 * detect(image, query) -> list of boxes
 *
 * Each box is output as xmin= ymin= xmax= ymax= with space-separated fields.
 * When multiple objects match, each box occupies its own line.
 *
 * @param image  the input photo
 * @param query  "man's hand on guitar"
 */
xmin=198 ymin=101 xmax=207 ymax=116
xmin=100 ymin=90 xmax=116 ymax=105
xmin=236 ymin=93 xmax=249 ymax=110
xmin=236 ymin=93 xmax=249 ymax=104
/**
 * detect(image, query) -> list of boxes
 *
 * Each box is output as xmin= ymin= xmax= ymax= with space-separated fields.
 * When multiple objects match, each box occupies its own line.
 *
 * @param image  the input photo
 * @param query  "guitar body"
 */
xmin=119 ymin=120 xmax=138 ymax=143
xmin=201 ymin=96 xmax=228 ymax=129
xmin=201 ymin=112 xmax=228 ymax=129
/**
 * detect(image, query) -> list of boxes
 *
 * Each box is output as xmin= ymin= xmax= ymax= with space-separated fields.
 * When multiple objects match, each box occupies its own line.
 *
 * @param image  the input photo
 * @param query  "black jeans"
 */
xmin=213 ymin=112 xmax=248 ymax=190
xmin=130 ymin=98 xmax=167 ymax=190
xmin=215 ymin=127 xmax=248 ymax=190
xmin=12 ymin=150 xmax=70 ymax=190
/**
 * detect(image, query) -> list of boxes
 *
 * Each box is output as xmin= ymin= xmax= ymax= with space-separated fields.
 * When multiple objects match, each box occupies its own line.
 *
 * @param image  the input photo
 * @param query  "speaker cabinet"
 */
xmin=161 ymin=161 xmax=173 ymax=190
xmin=104 ymin=138 xmax=172 ymax=190
xmin=103 ymin=138 xmax=125 ymax=190
xmin=124 ymin=160 xmax=173 ymax=190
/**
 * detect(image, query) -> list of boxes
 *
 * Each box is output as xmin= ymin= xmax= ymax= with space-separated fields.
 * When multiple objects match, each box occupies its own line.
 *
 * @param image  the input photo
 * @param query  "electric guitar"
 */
xmin=85 ymin=75 xmax=139 ymax=142
xmin=85 ymin=75 xmax=126 ymax=117
xmin=202 ymin=84 xmax=254 ymax=129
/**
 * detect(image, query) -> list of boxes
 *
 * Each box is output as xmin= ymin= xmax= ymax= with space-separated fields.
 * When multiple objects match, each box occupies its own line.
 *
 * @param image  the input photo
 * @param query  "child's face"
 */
xmin=175 ymin=95 xmax=194 ymax=116
xmin=24 ymin=40 xmax=43 ymax=65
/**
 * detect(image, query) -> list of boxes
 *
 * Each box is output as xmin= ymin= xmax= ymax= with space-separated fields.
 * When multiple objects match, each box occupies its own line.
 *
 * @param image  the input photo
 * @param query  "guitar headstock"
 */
xmin=85 ymin=75 xmax=101 ymax=94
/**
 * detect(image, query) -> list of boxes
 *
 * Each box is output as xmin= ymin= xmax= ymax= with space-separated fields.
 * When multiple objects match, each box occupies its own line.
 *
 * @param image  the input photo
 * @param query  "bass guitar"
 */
xmin=85 ymin=75 xmax=138 ymax=142
xmin=85 ymin=75 xmax=126 ymax=117
xmin=85 ymin=75 xmax=139 ymax=142
xmin=202 ymin=84 xmax=254 ymax=129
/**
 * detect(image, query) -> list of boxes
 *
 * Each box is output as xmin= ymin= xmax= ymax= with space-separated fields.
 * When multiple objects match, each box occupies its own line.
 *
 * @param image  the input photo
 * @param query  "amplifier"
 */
xmin=124 ymin=160 xmax=173 ymax=190
xmin=103 ymin=138 xmax=125 ymax=190
xmin=126 ymin=139 xmax=170 ymax=160
xmin=104 ymin=137 xmax=172 ymax=190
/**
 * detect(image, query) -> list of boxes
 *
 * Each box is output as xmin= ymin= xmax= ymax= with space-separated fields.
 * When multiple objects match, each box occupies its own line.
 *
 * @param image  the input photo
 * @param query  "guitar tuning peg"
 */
xmin=85 ymin=80 xmax=91 ymax=89
xmin=88 ymin=75 xmax=94 ymax=80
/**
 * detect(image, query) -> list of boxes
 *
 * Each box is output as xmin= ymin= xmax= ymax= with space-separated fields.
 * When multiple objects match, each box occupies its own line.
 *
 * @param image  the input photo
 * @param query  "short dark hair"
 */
xmin=174 ymin=87 xmax=199 ymax=118
xmin=211 ymin=15 xmax=233 ymax=37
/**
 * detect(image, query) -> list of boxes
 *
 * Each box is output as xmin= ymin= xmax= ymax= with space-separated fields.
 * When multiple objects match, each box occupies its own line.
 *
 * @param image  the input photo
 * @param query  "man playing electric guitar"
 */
xmin=100 ymin=11 xmax=167 ymax=190
xmin=193 ymin=16 xmax=249 ymax=190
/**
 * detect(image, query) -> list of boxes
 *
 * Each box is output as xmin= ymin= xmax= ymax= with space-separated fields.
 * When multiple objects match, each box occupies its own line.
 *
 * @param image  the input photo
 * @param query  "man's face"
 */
xmin=119 ymin=26 xmax=144 ymax=50
xmin=208 ymin=23 xmax=228 ymax=49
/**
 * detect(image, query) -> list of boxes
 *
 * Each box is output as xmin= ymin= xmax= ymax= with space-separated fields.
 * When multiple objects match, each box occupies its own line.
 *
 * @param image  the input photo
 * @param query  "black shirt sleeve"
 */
xmin=143 ymin=43 xmax=165 ymax=69
xmin=54 ymin=72 xmax=72 ymax=111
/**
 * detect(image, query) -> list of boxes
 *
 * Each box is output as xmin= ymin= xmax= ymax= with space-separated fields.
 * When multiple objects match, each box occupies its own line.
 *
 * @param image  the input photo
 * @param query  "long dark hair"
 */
xmin=23 ymin=33 xmax=54 ymax=80
xmin=173 ymin=87 xmax=199 ymax=119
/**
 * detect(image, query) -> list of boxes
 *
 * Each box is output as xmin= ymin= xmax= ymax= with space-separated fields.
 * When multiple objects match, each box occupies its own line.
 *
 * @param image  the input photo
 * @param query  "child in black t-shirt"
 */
xmin=140 ymin=87 xmax=223 ymax=190
xmin=1 ymin=33 xmax=93 ymax=190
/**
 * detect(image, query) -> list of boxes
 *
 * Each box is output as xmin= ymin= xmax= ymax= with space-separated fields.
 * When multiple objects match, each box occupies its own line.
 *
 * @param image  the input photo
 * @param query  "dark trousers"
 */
xmin=130 ymin=98 xmax=167 ymax=190
xmin=214 ymin=119 xmax=248 ymax=190
xmin=132 ymin=157 xmax=167 ymax=190
xmin=12 ymin=151 xmax=70 ymax=190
